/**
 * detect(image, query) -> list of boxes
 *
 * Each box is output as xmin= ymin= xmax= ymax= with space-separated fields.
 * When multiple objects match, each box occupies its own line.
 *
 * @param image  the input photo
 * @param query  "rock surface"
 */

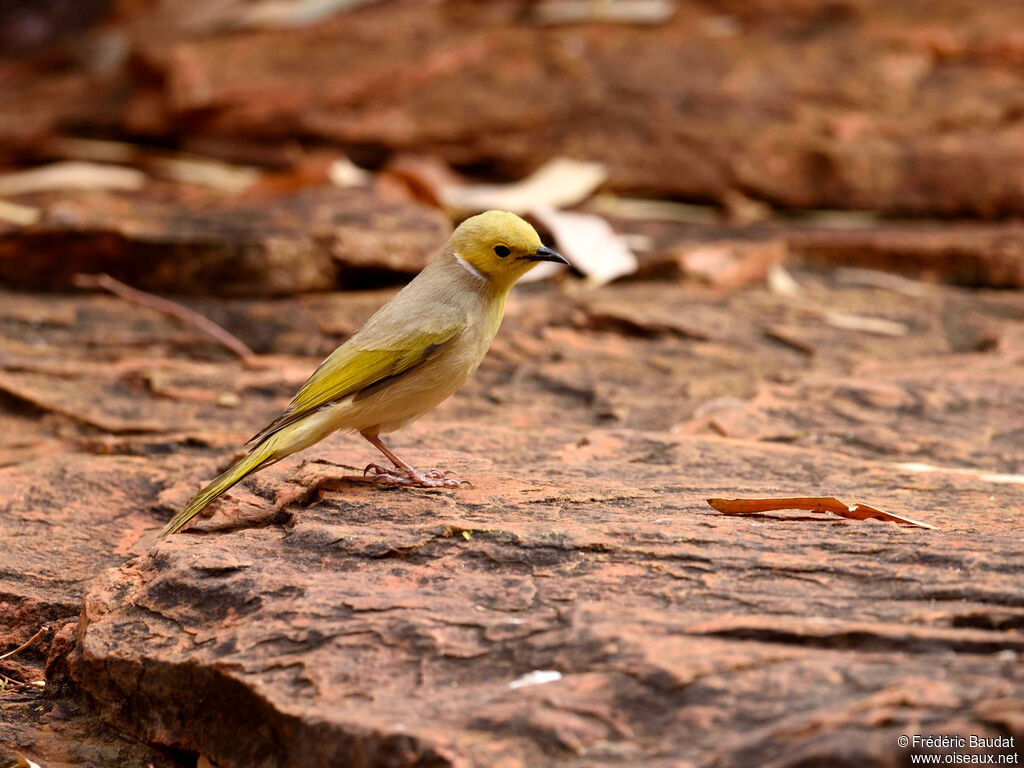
xmin=2 ymin=266 xmax=1021 ymax=765
xmin=2 ymin=2 xmax=1024 ymax=764
xmin=6 ymin=0 xmax=1024 ymax=216
xmin=72 ymin=429 xmax=1024 ymax=768
xmin=0 ymin=187 xmax=449 ymax=295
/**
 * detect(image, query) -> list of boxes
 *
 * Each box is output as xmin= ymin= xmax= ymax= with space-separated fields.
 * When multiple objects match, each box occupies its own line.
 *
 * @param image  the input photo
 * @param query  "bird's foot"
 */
xmin=363 ymin=462 xmax=405 ymax=479
xmin=363 ymin=462 xmax=463 ymax=488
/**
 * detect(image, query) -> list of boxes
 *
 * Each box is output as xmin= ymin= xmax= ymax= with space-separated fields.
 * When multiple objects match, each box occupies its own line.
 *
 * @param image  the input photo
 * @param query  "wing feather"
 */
xmin=249 ymin=304 xmax=465 ymax=444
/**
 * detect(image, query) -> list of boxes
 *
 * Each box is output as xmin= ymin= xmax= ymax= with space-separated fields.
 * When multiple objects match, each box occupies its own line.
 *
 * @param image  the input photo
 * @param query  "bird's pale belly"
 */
xmin=346 ymin=348 xmax=478 ymax=434
xmin=283 ymin=337 xmax=487 ymax=453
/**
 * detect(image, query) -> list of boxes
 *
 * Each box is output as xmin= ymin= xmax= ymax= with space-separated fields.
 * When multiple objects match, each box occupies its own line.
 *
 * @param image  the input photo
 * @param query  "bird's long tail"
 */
xmin=157 ymin=440 xmax=277 ymax=539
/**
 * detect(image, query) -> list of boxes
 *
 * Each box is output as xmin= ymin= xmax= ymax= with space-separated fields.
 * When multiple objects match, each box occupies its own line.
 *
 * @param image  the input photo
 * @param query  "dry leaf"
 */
xmin=0 ymin=200 xmax=40 ymax=227
xmin=328 ymin=156 xmax=372 ymax=188
xmin=532 ymin=0 xmax=676 ymax=25
xmin=508 ymin=669 xmax=562 ymax=689
xmin=148 ymin=156 xmax=259 ymax=193
xmin=43 ymin=136 xmax=138 ymax=163
xmin=707 ymin=496 xmax=935 ymax=529
xmin=767 ymin=264 xmax=801 ymax=296
xmin=444 ymin=158 xmax=606 ymax=215
xmin=532 ymin=208 xmax=637 ymax=285
xmin=822 ymin=312 xmax=908 ymax=337
xmin=0 ymin=162 xmax=146 ymax=196
xmin=44 ymin=138 xmax=260 ymax=193
xmin=237 ymin=0 xmax=386 ymax=29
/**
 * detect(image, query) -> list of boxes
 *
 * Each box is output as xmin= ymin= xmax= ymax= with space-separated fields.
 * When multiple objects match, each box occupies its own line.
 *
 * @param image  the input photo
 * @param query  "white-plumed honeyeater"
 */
xmin=158 ymin=210 xmax=567 ymax=538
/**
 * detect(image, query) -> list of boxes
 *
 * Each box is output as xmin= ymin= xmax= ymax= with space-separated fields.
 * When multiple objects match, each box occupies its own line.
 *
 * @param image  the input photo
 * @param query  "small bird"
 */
xmin=158 ymin=210 xmax=567 ymax=538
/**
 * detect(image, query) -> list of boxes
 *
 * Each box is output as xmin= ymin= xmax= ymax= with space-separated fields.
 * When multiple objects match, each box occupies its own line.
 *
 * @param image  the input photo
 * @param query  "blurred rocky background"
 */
xmin=1 ymin=1 xmax=1022 ymax=767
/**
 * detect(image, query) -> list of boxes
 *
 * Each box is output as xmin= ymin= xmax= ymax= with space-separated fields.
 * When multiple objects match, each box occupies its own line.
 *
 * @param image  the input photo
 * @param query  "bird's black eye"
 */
xmin=493 ymin=245 xmax=511 ymax=258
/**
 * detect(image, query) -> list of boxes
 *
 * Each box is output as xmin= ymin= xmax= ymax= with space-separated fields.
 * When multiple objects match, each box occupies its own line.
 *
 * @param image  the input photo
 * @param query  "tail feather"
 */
xmin=158 ymin=442 xmax=275 ymax=539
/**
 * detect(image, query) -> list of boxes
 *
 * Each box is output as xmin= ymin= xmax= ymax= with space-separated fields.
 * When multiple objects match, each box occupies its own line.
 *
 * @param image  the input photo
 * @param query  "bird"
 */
xmin=157 ymin=210 xmax=568 ymax=538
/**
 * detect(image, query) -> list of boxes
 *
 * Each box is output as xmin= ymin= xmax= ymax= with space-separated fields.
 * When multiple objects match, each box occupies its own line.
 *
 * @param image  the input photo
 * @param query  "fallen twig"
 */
xmin=73 ymin=273 xmax=255 ymax=362
xmin=0 ymin=626 xmax=48 ymax=696
xmin=0 ymin=673 xmax=44 ymax=693
xmin=0 ymin=626 xmax=47 ymax=661
xmin=707 ymin=496 xmax=935 ymax=529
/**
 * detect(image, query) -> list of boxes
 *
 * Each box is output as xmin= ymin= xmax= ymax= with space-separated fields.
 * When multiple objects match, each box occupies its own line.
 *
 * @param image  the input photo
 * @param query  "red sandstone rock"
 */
xmin=0 ymin=186 xmax=449 ymax=295
xmin=68 ymin=428 xmax=1023 ymax=767
xmin=6 ymin=1 xmax=1024 ymax=217
xmin=2 ymin=269 xmax=1022 ymax=765
xmin=3 ymin=3 xmax=1024 ymax=763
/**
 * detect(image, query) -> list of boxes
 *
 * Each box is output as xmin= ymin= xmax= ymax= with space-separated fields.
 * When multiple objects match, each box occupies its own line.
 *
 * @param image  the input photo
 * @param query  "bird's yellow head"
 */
xmin=448 ymin=210 xmax=567 ymax=289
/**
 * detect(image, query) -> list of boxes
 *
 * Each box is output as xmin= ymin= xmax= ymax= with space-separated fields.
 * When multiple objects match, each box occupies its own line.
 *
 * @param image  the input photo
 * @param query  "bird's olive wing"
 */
xmin=248 ymin=323 xmax=463 ymax=445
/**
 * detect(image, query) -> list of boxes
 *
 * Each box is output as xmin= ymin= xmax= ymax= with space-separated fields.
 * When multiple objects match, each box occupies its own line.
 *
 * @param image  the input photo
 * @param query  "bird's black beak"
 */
xmin=530 ymin=245 xmax=569 ymax=265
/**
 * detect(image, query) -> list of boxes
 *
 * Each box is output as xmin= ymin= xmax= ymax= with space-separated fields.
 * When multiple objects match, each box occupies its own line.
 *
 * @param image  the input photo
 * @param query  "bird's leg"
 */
xmin=360 ymin=433 xmax=463 ymax=488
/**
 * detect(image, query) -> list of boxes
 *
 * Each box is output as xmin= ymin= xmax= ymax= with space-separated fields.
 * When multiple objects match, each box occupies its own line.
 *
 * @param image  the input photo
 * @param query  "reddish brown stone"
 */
xmin=785 ymin=223 xmax=1024 ymax=288
xmin=4 ymin=2 xmax=1024 ymax=763
xmin=2 ymin=263 xmax=1023 ymax=766
xmin=68 ymin=427 xmax=1023 ymax=767
xmin=7 ymin=1 xmax=1024 ymax=216
xmin=0 ymin=186 xmax=449 ymax=295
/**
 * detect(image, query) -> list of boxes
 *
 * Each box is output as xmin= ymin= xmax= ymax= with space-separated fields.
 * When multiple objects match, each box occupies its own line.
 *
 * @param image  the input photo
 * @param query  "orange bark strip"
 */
xmin=707 ymin=496 xmax=935 ymax=529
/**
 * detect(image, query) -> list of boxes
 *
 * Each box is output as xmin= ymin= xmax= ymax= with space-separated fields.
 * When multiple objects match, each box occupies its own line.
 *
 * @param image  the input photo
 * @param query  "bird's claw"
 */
xmin=363 ymin=462 xmax=409 ymax=478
